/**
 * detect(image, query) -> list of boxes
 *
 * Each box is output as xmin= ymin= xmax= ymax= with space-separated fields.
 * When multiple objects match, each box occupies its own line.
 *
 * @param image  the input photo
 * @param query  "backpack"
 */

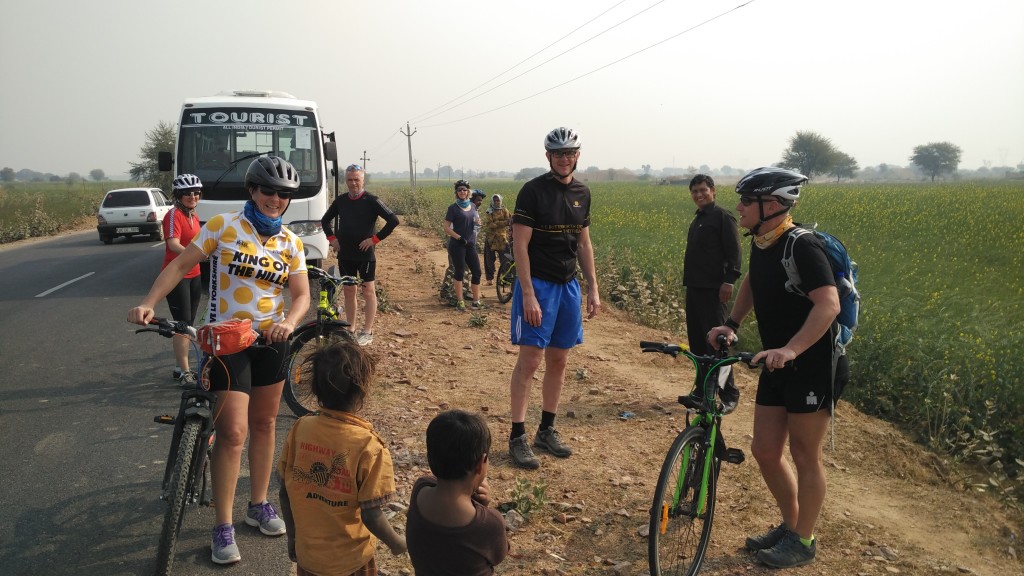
xmin=780 ymin=225 xmax=860 ymax=354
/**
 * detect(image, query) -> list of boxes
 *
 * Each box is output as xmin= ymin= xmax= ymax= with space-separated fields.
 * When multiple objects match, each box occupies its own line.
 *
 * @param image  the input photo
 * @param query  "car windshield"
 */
xmin=102 ymin=190 xmax=151 ymax=208
xmin=176 ymin=107 xmax=322 ymax=201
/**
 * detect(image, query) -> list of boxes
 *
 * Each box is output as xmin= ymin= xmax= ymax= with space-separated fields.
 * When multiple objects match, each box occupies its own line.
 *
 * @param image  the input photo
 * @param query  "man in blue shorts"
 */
xmin=507 ymin=127 xmax=601 ymax=470
xmin=709 ymin=167 xmax=849 ymax=569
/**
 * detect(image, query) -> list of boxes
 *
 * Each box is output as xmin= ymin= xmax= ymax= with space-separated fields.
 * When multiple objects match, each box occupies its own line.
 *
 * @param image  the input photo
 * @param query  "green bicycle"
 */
xmin=642 ymin=336 xmax=757 ymax=576
xmin=283 ymin=265 xmax=359 ymax=416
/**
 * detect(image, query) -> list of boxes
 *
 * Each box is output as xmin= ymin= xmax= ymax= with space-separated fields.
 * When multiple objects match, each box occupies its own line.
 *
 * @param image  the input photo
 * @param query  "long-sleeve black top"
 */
xmin=682 ymin=202 xmax=741 ymax=288
xmin=320 ymin=191 xmax=399 ymax=262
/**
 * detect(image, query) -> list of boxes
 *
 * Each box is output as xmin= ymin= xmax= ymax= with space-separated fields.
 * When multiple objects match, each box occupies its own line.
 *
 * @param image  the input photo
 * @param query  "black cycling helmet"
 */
xmin=245 ymin=155 xmax=300 ymax=190
xmin=735 ymin=167 xmax=807 ymax=206
xmin=454 ymin=179 xmax=471 ymax=191
xmin=544 ymin=127 xmax=582 ymax=151
xmin=471 ymin=189 xmax=486 ymax=200
xmin=736 ymin=166 xmax=807 ymax=235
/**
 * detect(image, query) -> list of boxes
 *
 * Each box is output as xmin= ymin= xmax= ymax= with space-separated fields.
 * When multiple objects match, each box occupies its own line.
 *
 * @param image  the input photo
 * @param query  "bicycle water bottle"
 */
xmin=836 ymin=271 xmax=853 ymax=299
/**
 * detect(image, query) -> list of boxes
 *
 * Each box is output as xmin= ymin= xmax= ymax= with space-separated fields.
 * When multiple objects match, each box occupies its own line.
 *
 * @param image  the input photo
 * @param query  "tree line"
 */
xmin=779 ymin=131 xmax=964 ymax=183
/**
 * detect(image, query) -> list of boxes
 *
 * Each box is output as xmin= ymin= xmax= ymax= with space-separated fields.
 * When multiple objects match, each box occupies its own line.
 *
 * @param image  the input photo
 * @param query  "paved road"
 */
xmin=0 ymin=231 xmax=297 ymax=575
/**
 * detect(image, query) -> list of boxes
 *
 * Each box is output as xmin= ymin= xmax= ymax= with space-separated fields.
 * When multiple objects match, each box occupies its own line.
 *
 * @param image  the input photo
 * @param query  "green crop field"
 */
xmin=373 ymin=178 xmax=1024 ymax=485
xmin=0 ymin=180 xmax=128 ymax=242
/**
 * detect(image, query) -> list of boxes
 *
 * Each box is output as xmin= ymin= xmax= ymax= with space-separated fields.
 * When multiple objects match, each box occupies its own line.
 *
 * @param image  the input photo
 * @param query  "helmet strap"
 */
xmin=747 ymin=202 xmax=791 ymax=237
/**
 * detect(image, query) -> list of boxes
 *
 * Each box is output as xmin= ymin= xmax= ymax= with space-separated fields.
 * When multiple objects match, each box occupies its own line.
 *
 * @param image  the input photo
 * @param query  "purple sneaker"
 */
xmin=245 ymin=501 xmax=286 ymax=536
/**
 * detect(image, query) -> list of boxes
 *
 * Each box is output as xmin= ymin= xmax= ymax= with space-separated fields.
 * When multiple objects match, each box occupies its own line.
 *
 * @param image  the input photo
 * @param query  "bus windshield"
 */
xmin=177 ymin=107 xmax=322 ymax=201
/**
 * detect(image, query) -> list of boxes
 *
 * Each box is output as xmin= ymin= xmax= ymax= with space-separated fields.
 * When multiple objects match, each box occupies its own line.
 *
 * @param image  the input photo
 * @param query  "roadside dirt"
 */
xmin=346 ymin=222 xmax=1021 ymax=576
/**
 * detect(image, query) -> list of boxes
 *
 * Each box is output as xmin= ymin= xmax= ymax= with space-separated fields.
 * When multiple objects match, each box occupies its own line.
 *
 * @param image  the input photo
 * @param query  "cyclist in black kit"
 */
xmin=320 ymin=164 xmax=400 ymax=346
xmin=709 ymin=167 xmax=849 ymax=569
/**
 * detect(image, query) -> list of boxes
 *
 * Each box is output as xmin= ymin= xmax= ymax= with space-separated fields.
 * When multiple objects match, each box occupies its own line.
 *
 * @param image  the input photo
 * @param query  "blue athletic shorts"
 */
xmin=510 ymin=277 xmax=583 ymax=349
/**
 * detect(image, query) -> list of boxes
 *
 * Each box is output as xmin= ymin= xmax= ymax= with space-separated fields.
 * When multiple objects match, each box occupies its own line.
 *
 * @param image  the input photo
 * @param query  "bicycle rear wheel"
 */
xmin=495 ymin=260 xmax=514 ymax=304
xmin=155 ymin=417 xmax=202 ymax=576
xmin=284 ymin=325 xmax=356 ymax=416
xmin=648 ymin=426 xmax=719 ymax=576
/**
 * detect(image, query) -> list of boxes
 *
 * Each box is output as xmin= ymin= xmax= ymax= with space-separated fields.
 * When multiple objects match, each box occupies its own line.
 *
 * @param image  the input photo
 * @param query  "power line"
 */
xmin=409 ymin=0 xmax=630 ymax=124
xmin=414 ymin=0 xmax=669 ymax=125
xmin=421 ymin=0 xmax=758 ymax=129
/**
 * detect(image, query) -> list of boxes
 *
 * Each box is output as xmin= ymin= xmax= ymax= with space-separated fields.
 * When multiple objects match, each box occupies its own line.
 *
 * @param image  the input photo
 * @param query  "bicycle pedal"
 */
xmin=724 ymin=447 xmax=745 ymax=465
xmin=153 ymin=415 xmax=175 ymax=425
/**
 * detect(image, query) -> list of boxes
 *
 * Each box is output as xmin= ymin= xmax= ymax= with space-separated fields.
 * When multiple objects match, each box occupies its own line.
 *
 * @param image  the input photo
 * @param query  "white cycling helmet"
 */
xmin=172 ymin=173 xmax=203 ymax=190
xmin=544 ymin=127 xmax=581 ymax=151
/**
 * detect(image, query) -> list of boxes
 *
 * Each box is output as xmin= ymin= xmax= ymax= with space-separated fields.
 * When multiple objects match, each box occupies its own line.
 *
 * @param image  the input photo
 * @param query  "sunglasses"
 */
xmin=180 ymin=190 xmax=202 ymax=197
xmin=550 ymin=149 xmax=578 ymax=159
xmin=258 ymin=186 xmax=293 ymax=199
xmin=739 ymin=196 xmax=765 ymax=206
xmin=345 ymin=164 xmax=363 ymax=172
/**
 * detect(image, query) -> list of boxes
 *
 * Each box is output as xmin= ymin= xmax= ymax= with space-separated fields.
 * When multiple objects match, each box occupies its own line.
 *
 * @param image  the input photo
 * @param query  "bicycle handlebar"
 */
xmin=639 ymin=340 xmax=761 ymax=369
xmin=307 ymin=266 xmax=360 ymax=286
xmin=136 ymin=318 xmax=270 ymax=346
xmin=136 ymin=318 xmax=198 ymax=340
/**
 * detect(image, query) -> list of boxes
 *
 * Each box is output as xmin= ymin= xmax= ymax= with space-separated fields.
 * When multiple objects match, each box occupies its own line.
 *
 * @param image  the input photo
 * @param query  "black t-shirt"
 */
xmin=320 ymin=191 xmax=399 ymax=261
xmin=750 ymin=228 xmax=836 ymax=357
xmin=512 ymin=172 xmax=591 ymax=284
xmin=445 ymin=203 xmax=479 ymax=245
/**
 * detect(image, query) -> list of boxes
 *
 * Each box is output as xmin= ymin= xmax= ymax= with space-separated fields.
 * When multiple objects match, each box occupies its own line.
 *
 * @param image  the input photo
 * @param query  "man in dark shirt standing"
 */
xmin=683 ymin=174 xmax=742 ymax=412
xmin=507 ymin=127 xmax=600 ymax=469
xmin=320 ymin=164 xmax=399 ymax=346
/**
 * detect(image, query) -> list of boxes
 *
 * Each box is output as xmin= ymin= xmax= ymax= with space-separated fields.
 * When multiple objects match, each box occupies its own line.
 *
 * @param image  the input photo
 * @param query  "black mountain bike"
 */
xmin=140 ymin=319 xmax=261 ymax=576
xmin=283 ymin=265 xmax=358 ymax=416
xmin=642 ymin=336 xmax=757 ymax=576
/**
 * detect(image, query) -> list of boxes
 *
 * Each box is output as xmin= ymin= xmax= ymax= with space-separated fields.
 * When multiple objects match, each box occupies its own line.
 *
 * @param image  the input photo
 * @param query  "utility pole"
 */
xmin=360 ymin=150 xmax=370 ymax=173
xmin=401 ymin=122 xmax=416 ymax=191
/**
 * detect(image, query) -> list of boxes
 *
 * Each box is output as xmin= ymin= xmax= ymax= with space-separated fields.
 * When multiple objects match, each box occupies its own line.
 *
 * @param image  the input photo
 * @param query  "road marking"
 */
xmin=35 ymin=272 xmax=95 ymax=298
xmin=151 ymin=242 xmax=164 ymax=248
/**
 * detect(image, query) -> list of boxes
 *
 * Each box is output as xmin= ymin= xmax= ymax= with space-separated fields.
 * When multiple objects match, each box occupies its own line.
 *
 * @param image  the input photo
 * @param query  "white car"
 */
xmin=96 ymin=187 xmax=172 ymax=244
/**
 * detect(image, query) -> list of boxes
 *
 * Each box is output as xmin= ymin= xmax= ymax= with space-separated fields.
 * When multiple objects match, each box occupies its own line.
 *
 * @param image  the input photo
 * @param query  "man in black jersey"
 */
xmin=320 ymin=164 xmax=400 ymax=346
xmin=709 ymin=167 xmax=848 ymax=569
xmin=507 ymin=127 xmax=601 ymax=470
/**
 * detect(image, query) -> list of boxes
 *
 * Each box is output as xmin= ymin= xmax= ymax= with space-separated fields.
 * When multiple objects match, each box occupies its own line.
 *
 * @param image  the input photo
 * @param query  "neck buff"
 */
xmin=456 ymin=198 xmax=472 ymax=209
xmin=244 ymin=200 xmax=282 ymax=237
xmin=753 ymin=214 xmax=795 ymax=249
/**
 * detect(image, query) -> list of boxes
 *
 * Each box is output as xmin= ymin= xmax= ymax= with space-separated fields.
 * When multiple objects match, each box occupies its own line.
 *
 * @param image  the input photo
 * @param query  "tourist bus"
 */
xmin=159 ymin=90 xmax=337 ymax=266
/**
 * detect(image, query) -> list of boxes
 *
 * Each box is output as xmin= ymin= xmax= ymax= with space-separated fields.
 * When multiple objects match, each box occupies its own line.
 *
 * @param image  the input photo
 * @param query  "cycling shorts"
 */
xmin=338 ymin=259 xmax=376 ymax=283
xmin=754 ymin=351 xmax=849 ymax=414
xmin=203 ymin=340 xmax=290 ymax=394
xmin=166 ymin=276 xmax=202 ymax=325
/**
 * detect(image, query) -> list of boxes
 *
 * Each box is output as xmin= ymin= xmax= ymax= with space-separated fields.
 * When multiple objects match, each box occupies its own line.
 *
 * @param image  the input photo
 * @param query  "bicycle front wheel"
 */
xmin=495 ymin=261 xmax=514 ymax=304
xmin=155 ymin=417 xmax=202 ymax=576
xmin=284 ymin=325 xmax=355 ymax=417
xmin=648 ymin=426 xmax=720 ymax=576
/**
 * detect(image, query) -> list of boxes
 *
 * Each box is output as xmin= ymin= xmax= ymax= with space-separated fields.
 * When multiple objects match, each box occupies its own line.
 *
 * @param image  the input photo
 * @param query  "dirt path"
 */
xmin=350 ymin=221 xmax=1021 ymax=576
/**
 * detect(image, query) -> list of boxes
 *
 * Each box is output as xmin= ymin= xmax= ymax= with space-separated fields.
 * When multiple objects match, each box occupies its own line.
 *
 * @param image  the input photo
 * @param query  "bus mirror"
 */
xmin=323 ymin=141 xmax=338 ymax=162
xmin=158 ymin=151 xmax=173 ymax=172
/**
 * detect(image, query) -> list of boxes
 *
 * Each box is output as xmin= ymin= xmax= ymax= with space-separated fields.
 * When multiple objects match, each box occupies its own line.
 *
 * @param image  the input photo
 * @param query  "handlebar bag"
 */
xmin=196 ymin=319 xmax=258 ymax=356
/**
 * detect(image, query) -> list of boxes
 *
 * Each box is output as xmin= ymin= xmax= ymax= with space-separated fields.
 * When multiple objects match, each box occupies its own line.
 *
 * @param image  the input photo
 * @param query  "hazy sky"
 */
xmin=2 ymin=0 xmax=1022 ymax=177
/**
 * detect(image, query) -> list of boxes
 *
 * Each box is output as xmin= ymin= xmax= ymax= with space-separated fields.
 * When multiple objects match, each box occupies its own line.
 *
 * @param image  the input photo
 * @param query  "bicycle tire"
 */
xmin=284 ymin=325 xmax=355 ymax=417
xmin=648 ymin=426 xmax=720 ymax=576
xmin=495 ymin=260 xmax=514 ymax=304
xmin=155 ymin=417 xmax=202 ymax=576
